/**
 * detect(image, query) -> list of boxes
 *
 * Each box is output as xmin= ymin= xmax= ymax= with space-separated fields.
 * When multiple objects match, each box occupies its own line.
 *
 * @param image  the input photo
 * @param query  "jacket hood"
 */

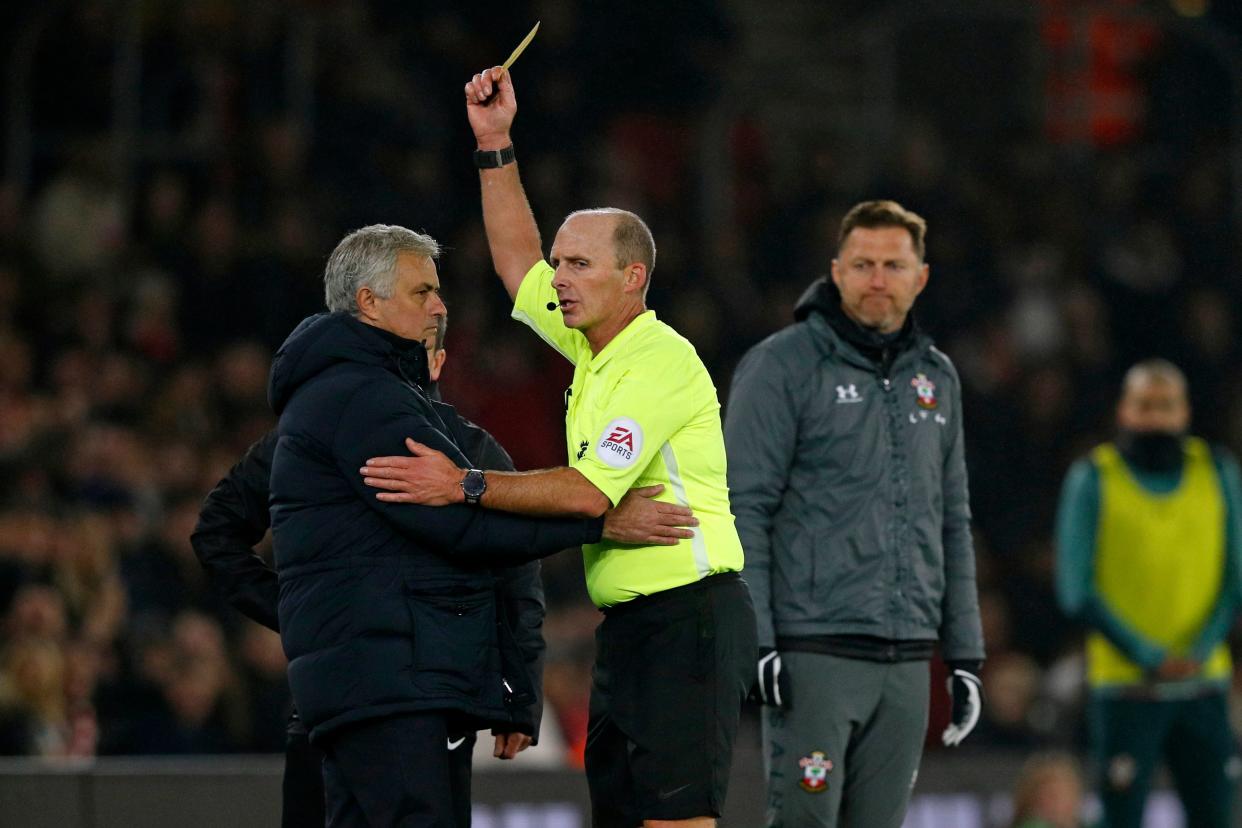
xmin=268 ymin=312 xmax=431 ymax=415
xmin=793 ymin=277 xmax=923 ymax=374
xmin=793 ymin=276 xmax=839 ymax=323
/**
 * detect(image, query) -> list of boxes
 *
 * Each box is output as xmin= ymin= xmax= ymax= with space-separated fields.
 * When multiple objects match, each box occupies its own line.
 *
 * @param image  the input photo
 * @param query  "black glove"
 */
xmin=749 ymin=648 xmax=791 ymax=709
xmin=941 ymin=662 xmax=983 ymax=747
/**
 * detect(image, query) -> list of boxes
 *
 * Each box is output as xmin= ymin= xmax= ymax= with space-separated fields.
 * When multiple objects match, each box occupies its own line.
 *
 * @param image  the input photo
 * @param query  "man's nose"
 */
xmin=429 ymin=293 xmax=447 ymax=315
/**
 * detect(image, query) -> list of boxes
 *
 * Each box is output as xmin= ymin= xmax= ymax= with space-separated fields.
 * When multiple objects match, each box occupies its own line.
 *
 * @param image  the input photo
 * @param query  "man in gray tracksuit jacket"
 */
xmin=724 ymin=200 xmax=985 ymax=828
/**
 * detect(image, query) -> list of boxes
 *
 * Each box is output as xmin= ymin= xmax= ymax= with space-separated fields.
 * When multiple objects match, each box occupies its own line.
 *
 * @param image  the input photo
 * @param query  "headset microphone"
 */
xmin=546 ymin=301 xmax=557 ymax=311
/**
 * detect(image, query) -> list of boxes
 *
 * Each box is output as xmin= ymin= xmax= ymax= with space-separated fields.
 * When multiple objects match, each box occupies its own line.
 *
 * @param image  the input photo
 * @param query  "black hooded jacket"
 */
xmin=190 ymin=368 xmax=553 ymax=741
xmin=267 ymin=312 xmax=602 ymax=741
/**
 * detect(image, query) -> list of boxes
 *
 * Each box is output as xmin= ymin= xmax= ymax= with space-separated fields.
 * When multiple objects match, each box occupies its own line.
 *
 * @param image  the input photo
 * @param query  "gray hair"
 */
xmin=323 ymin=224 xmax=440 ymax=314
xmin=1123 ymin=358 xmax=1187 ymax=395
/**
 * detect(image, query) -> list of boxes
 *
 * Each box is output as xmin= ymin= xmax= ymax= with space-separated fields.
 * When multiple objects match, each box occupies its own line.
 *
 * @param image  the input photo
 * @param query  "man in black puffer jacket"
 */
xmin=192 ymin=316 xmax=550 ymax=828
xmin=268 ymin=224 xmax=685 ymax=827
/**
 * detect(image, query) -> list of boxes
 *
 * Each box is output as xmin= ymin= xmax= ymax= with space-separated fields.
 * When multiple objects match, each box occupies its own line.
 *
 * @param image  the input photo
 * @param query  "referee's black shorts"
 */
xmin=586 ymin=571 xmax=757 ymax=827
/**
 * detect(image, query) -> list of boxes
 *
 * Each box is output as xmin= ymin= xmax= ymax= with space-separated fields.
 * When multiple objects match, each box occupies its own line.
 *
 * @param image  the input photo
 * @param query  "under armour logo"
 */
xmin=835 ymin=384 xmax=862 ymax=404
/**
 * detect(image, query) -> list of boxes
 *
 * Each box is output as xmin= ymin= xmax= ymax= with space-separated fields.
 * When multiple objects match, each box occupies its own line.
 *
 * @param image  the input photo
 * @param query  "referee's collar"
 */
xmin=587 ymin=310 xmax=658 ymax=373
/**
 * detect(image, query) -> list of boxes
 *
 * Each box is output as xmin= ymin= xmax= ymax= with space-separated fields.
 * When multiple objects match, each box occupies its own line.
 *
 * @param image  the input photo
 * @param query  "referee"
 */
xmin=359 ymin=65 xmax=756 ymax=828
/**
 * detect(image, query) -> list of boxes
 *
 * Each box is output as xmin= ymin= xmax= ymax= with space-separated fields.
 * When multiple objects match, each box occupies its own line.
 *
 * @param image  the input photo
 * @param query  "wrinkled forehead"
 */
xmin=395 ymin=250 xmax=440 ymax=285
xmin=553 ymin=213 xmax=617 ymax=255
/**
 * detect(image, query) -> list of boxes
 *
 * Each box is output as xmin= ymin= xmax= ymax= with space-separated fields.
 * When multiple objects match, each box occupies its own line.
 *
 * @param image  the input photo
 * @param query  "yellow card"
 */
xmin=502 ymin=22 xmax=540 ymax=72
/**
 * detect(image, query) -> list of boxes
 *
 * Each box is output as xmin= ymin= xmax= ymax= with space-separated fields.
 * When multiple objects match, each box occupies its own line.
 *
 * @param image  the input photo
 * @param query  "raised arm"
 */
xmin=467 ymin=66 xmax=543 ymax=299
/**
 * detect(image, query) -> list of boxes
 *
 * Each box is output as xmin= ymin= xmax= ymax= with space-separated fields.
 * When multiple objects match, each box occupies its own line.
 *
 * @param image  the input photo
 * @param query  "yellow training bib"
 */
xmin=1088 ymin=438 xmax=1230 ymax=686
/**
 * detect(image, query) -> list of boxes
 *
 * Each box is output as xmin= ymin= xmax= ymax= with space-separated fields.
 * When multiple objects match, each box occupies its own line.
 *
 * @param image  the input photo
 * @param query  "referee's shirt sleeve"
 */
xmin=570 ymin=352 xmax=701 ymax=507
xmin=510 ymin=261 xmax=590 ymax=365
xmin=723 ymin=343 xmax=798 ymax=651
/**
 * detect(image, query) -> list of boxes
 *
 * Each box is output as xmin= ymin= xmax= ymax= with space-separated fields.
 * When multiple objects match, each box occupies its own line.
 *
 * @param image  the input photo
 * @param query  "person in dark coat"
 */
xmin=266 ymin=223 xmax=685 ymax=827
xmin=192 ymin=315 xmax=549 ymax=827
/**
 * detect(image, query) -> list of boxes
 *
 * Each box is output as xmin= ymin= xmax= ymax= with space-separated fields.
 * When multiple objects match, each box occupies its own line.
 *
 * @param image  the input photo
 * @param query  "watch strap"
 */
xmin=473 ymin=144 xmax=515 ymax=169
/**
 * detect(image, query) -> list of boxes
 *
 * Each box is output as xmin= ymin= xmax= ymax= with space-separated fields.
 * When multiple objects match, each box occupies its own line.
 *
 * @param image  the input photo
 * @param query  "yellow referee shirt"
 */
xmin=512 ymin=261 xmax=744 ymax=607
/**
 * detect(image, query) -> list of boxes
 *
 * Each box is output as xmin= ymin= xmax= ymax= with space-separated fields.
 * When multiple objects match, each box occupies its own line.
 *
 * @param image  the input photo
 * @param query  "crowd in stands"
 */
xmin=0 ymin=0 xmax=1239 ymax=770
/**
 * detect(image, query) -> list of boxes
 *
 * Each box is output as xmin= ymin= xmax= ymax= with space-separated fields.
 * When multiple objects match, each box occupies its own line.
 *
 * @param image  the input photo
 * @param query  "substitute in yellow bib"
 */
xmin=358 ymin=66 xmax=757 ymax=828
xmin=1055 ymin=359 xmax=1242 ymax=828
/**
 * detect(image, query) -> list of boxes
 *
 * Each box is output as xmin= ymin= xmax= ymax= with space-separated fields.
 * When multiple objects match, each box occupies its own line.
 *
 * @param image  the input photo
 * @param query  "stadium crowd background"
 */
xmin=0 ymin=0 xmax=1240 ymax=781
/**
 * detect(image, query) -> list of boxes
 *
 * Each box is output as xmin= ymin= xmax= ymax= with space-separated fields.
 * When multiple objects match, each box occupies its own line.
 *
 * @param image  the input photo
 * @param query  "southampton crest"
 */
xmin=798 ymin=751 xmax=834 ymax=793
xmin=910 ymin=373 xmax=937 ymax=410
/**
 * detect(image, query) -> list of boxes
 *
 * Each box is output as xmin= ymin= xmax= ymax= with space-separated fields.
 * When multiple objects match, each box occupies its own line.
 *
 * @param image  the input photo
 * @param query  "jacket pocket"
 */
xmin=814 ymin=535 xmax=880 ymax=626
xmin=910 ymin=537 xmax=945 ymax=629
xmin=405 ymin=588 xmax=499 ymax=700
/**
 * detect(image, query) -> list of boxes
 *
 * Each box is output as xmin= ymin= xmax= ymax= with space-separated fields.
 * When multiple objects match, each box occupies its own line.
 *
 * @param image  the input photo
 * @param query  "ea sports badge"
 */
xmin=596 ymin=417 xmax=643 ymax=468
xmin=911 ymin=373 xmax=937 ymax=410
xmin=798 ymin=751 xmax=833 ymax=793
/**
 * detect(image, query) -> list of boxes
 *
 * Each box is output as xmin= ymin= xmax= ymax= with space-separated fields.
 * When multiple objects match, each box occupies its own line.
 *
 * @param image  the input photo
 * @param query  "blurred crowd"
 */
xmin=0 ymin=0 xmax=1240 ymax=778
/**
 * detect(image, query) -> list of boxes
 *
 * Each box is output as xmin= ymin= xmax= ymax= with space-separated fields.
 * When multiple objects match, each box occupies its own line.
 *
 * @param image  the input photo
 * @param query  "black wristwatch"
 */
xmin=460 ymin=469 xmax=487 ymax=505
xmin=473 ymin=144 xmax=515 ymax=169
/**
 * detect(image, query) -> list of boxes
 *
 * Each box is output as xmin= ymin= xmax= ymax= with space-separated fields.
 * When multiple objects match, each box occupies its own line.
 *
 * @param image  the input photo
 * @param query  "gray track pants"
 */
xmin=762 ymin=651 xmax=929 ymax=828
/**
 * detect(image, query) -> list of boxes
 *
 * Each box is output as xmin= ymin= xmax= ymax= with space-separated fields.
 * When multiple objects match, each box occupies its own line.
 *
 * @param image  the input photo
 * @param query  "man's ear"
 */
xmin=356 ymin=286 xmax=378 ymax=321
xmin=624 ymin=263 xmax=648 ymax=295
xmin=829 ymin=259 xmax=842 ymax=289
xmin=914 ymin=263 xmax=930 ymax=297
xmin=429 ymin=349 xmax=447 ymax=382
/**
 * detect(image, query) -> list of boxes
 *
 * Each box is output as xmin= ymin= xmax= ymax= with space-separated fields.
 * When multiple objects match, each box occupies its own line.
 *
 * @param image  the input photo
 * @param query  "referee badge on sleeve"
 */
xmin=596 ymin=418 xmax=643 ymax=468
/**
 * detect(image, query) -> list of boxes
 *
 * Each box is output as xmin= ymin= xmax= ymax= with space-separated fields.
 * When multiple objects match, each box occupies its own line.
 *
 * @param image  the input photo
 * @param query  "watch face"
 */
xmin=463 ymin=470 xmax=486 ymax=498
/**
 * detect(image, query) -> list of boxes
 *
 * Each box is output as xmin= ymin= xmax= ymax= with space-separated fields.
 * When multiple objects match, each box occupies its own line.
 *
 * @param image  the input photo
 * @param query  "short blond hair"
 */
xmin=838 ymin=200 xmax=927 ymax=260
